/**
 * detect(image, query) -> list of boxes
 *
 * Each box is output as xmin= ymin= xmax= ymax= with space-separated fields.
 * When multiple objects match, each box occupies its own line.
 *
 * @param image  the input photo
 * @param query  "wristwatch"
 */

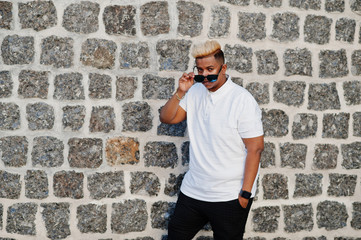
xmin=239 ymin=189 xmax=252 ymax=199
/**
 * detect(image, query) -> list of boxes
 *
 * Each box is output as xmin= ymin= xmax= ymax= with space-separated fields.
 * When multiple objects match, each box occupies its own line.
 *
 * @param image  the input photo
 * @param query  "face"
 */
xmin=195 ymin=55 xmax=227 ymax=92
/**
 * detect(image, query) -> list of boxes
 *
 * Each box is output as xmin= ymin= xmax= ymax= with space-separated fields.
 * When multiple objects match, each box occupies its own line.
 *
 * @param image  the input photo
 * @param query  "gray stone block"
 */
xmin=302 ymin=237 xmax=327 ymax=240
xmin=0 ymin=171 xmax=21 ymax=199
xmin=103 ymin=5 xmax=136 ymax=36
xmin=40 ymin=36 xmax=74 ymax=68
xmin=151 ymin=201 xmax=175 ymax=230
xmin=111 ymin=199 xmax=148 ymax=233
xmin=77 ymin=204 xmax=107 ymax=233
xmin=322 ymin=113 xmax=349 ymax=139
xmin=156 ymin=40 xmax=191 ymax=71
xmin=62 ymin=105 xmax=86 ymax=131
xmin=177 ymin=1 xmax=204 ymax=37
xmin=62 ymin=1 xmax=99 ymax=33
xmin=143 ymin=74 xmax=174 ymax=100
xmin=255 ymin=50 xmax=279 ymax=75
xmin=105 ymin=137 xmax=140 ymax=166
xmin=119 ymin=42 xmax=150 ymax=69
xmin=313 ymin=144 xmax=338 ymax=169
xmin=341 ymin=142 xmax=361 ymax=169
xmin=224 ymin=44 xmax=253 ymax=73
xmin=125 ymin=238 xmax=154 ymax=240
xmin=0 ymin=102 xmax=20 ymax=130
xmin=54 ymin=73 xmax=84 ymax=100
xmin=260 ymin=142 xmax=276 ymax=168
xmin=262 ymin=109 xmax=289 ymax=137
xmin=32 ymin=136 xmax=64 ymax=167
xmin=1 ymin=35 xmax=34 ymax=65
xmin=116 ymin=76 xmax=137 ymax=100
xmin=317 ymin=201 xmax=348 ymax=230
xmin=252 ymin=206 xmax=280 ymax=232
xmin=283 ymin=204 xmax=313 ymax=232
xmin=308 ymin=83 xmax=340 ymax=110
xmin=284 ymin=48 xmax=312 ymax=76
xmin=351 ymin=202 xmax=361 ymax=230
xmin=6 ymin=203 xmax=37 ymax=235
xmin=325 ymin=0 xmax=345 ymax=12
xmin=18 ymin=70 xmax=49 ymax=99
xmin=304 ymin=15 xmax=332 ymax=44
xmin=144 ymin=142 xmax=178 ymax=168
xmin=88 ymin=171 xmax=125 ymax=199
xmin=294 ymin=174 xmax=323 ymax=197
xmin=157 ymin=116 xmax=187 ymax=137
xmin=246 ymin=82 xmax=269 ymax=105
xmin=80 ymin=38 xmax=116 ymax=69
xmin=262 ymin=173 xmax=288 ymax=199
xmin=280 ymin=143 xmax=307 ymax=169
xmin=140 ymin=1 xmax=169 ymax=36
xmin=41 ymin=202 xmax=70 ymax=240
xmin=25 ymin=170 xmax=48 ymax=199
xmin=351 ymin=0 xmax=361 ymax=13
xmin=220 ymin=0 xmax=250 ymax=5
xmin=237 ymin=12 xmax=266 ymax=42
xmin=122 ymin=101 xmax=153 ymax=132
xmin=26 ymin=102 xmax=54 ymax=130
xmin=352 ymin=50 xmax=361 ymax=75
xmin=290 ymin=0 xmax=321 ymax=10
xmin=233 ymin=77 xmax=243 ymax=86
xmin=255 ymin=0 xmax=282 ymax=7
xmin=18 ymin=1 xmax=57 ymax=31
xmin=353 ymin=112 xmax=361 ymax=137
xmin=274 ymin=81 xmax=306 ymax=106
xmin=343 ymin=80 xmax=361 ymax=105
xmin=181 ymin=141 xmax=190 ymax=166
xmin=0 ymin=2 xmax=12 ymax=29
xmin=328 ymin=173 xmax=357 ymax=197
xmin=245 ymin=238 xmax=266 ymax=240
xmin=53 ymin=170 xmax=84 ymax=199
xmin=68 ymin=138 xmax=103 ymax=168
xmin=130 ymin=171 xmax=160 ymax=196
xmin=336 ymin=18 xmax=356 ymax=43
xmin=271 ymin=13 xmax=299 ymax=42
xmin=0 ymin=71 xmax=12 ymax=98
xmin=0 ymin=203 xmax=2 ymax=229
xmin=89 ymin=106 xmax=115 ymax=133
xmin=209 ymin=6 xmax=230 ymax=38
xmin=319 ymin=49 xmax=348 ymax=78
xmin=89 ymin=73 xmax=112 ymax=99
xmin=0 ymin=136 xmax=28 ymax=167
xmin=164 ymin=173 xmax=185 ymax=197
xmin=292 ymin=113 xmax=317 ymax=139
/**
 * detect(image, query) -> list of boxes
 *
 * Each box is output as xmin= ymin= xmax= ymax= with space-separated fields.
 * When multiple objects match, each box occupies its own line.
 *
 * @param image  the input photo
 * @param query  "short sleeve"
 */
xmin=237 ymin=94 xmax=264 ymax=138
xmin=179 ymin=91 xmax=188 ymax=112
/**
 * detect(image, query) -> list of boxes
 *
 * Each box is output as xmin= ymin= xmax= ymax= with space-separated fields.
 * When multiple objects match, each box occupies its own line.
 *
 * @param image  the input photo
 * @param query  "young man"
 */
xmin=160 ymin=40 xmax=264 ymax=240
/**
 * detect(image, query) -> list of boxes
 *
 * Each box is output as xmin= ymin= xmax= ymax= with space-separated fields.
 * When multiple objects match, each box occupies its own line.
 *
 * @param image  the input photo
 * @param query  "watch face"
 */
xmin=240 ymin=190 xmax=252 ymax=199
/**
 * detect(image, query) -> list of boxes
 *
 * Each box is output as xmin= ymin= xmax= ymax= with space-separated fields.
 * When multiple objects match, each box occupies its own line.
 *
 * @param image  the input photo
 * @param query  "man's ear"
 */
xmin=222 ymin=64 xmax=227 ymax=72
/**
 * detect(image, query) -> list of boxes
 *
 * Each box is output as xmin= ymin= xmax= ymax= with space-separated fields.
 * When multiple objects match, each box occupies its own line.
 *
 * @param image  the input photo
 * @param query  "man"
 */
xmin=160 ymin=40 xmax=264 ymax=240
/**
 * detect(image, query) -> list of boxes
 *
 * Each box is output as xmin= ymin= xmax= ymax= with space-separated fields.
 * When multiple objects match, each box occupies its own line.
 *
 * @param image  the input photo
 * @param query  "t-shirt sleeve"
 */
xmin=179 ymin=91 xmax=188 ymax=112
xmin=237 ymin=93 xmax=264 ymax=138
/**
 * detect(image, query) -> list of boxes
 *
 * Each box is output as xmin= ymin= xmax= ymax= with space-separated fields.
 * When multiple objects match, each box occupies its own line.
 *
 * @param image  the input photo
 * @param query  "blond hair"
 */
xmin=191 ymin=40 xmax=221 ymax=58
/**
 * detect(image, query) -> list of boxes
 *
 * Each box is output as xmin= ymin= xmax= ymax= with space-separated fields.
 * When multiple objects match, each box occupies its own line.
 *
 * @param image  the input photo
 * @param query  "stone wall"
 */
xmin=0 ymin=0 xmax=360 ymax=239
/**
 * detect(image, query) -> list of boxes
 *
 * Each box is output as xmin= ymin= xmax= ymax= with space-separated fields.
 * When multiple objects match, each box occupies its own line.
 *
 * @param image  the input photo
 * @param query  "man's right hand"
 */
xmin=178 ymin=72 xmax=195 ymax=96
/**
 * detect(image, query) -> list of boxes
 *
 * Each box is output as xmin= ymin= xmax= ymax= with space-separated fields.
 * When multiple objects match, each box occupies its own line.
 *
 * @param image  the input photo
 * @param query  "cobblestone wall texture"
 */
xmin=0 ymin=0 xmax=360 ymax=239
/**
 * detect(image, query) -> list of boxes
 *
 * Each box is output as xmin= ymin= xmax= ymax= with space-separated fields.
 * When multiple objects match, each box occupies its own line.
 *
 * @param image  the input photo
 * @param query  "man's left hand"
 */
xmin=238 ymin=195 xmax=249 ymax=209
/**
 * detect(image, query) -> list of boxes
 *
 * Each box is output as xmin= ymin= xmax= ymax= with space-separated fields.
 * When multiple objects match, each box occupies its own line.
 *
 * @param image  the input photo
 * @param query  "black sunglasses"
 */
xmin=193 ymin=65 xmax=223 ymax=83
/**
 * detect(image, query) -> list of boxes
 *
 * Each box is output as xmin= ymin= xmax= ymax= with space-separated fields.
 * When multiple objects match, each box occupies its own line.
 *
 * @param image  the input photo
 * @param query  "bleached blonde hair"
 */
xmin=191 ymin=40 xmax=221 ymax=58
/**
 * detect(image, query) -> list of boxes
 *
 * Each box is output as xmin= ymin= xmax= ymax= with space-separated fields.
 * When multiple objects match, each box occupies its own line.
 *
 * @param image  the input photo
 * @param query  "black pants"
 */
xmin=168 ymin=192 xmax=253 ymax=240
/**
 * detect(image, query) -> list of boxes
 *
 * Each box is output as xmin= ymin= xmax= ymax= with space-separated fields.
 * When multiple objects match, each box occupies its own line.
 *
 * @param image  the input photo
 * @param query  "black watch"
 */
xmin=239 ymin=190 xmax=252 ymax=199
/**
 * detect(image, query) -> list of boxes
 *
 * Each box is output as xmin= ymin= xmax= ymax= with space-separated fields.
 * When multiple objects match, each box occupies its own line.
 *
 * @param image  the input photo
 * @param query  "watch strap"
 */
xmin=240 ymin=189 xmax=252 ymax=199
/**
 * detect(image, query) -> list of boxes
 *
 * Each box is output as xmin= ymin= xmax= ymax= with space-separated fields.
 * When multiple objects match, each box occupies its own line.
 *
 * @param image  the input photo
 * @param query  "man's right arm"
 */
xmin=159 ymin=72 xmax=194 ymax=124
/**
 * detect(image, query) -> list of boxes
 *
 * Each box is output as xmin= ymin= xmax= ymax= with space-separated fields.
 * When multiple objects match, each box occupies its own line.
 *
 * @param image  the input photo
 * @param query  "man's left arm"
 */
xmin=239 ymin=135 xmax=264 ymax=208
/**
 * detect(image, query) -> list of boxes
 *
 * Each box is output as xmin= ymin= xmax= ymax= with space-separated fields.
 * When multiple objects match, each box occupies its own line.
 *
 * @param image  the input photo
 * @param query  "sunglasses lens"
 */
xmin=194 ymin=75 xmax=205 ymax=82
xmin=207 ymin=75 xmax=218 ymax=82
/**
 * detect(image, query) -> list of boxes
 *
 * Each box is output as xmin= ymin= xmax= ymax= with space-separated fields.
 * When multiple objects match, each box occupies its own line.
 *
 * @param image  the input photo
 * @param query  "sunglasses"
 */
xmin=193 ymin=65 xmax=223 ymax=83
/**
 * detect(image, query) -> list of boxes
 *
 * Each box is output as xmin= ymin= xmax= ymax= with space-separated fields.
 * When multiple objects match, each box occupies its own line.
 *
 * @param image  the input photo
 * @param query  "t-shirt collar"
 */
xmin=208 ymin=75 xmax=232 ymax=103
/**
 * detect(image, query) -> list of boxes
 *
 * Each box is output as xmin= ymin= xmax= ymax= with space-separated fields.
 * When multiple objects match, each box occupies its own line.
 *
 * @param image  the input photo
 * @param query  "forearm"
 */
xmin=159 ymin=89 xmax=186 ymax=124
xmin=241 ymin=149 xmax=262 ymax=193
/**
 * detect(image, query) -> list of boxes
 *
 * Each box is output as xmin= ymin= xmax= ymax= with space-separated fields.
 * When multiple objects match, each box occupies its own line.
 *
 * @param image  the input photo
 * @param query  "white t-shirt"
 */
xmin=179 ymin=77 xmax=264 ymax=202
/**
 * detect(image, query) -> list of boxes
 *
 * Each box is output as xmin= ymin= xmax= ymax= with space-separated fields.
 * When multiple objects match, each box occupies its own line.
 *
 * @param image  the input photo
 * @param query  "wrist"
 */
xmin=239 ymin=189 xmax=252 ymax=199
